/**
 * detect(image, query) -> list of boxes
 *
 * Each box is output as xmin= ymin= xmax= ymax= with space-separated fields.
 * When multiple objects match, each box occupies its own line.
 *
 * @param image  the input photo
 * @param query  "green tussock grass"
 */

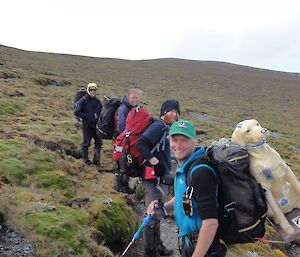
xmin=26 ymin=205 xmax=88 ymax=256
xmin=0 ymin=157 xmax=28 ymax=182
xmin=0 ymin=139 xmax=27 ymax=153
xmin=0 ymin=99 xmax=26 ymax=115
xmin=92 ymin=200 xmax=138 ymax=246
xmin=33 ymin=170 xmax=76 ymax=198
xmin=26 ymin=149 xmax=57 ymax=173
xmin=0 ymin=139 xmax=59 ymax=184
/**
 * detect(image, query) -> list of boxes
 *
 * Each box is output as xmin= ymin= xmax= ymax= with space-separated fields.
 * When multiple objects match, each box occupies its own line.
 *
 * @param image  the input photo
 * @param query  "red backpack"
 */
xmin=112 ymin=106 xmax=152 ymax=177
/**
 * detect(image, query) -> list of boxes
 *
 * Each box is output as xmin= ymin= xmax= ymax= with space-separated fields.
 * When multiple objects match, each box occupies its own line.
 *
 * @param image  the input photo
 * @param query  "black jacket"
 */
xmin=74 ymin=94 xmax=102 ymax=127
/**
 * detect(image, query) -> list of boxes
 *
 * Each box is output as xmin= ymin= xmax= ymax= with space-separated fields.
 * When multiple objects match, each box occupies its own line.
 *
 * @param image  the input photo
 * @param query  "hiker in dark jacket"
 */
xmin=74 ymin=82 xmax=103 ymax=166
xmin=136 ymin=99 xmax=180 ymax=257
xmin=147 ymin=120 xmax=227 ymax=257
xmin=114 ymin=88 xmax=142 ymax=193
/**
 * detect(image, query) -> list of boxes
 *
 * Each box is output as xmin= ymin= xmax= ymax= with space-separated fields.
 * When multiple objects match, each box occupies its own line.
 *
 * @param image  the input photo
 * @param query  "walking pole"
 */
xmin=120 ymin=214 xmax=153 ymax=256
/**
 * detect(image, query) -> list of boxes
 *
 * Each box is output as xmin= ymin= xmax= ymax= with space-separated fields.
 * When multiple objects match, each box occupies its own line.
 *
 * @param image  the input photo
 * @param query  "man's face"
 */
xmin=128 ymin=92 xmax=140 ymax=106
xmin=88 ymin=87 xmax=97 ymax=97
xmin=163 ymin=109 xmax=179 ymax=125
xmin=170 ymin=134 xmax=196 ymax=164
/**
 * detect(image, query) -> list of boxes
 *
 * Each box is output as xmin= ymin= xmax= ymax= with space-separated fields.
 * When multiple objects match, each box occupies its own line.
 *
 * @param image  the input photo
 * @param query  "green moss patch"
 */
xmin=0 ymin=100 xmax=26 ymax=115
xmin=0 ymin=140 xmax=27 ymax=154
xmin=26 ymin=205 xmax=88 ymax=255
xmin=0 ymin=157 xmax=28 ymax=182
xmin=33 ymin=171 xmax=75 ymax=198
xmin=0 ymin=139 xmax=59 ymax=183
xmin=26 ymin=149 xmax=57 ymax=174
xmin=92 ymin=200 xmax=138 ymax=247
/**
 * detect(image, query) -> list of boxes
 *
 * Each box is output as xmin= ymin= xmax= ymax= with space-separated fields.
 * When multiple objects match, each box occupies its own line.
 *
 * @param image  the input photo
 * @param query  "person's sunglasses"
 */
xmin=89 ymin=88 xmax=97 ymax=92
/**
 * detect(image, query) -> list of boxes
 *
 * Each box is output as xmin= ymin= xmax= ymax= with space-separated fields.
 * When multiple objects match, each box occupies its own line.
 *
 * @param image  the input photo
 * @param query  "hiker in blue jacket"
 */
xmin=136 ymin=99 xmax=180 ymax=257
xmin=74 ymin=82 xmax=103 ymax=166
xmin=114 ymin=88 xmax=142 ymax=193
xmin=147 ymin=120 xmax=227 ymax=257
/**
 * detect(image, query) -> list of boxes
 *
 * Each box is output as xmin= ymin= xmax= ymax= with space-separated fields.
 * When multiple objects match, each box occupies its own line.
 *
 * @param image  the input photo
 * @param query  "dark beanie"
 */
xmin=160 ymin=99 xmax=180 ymax=117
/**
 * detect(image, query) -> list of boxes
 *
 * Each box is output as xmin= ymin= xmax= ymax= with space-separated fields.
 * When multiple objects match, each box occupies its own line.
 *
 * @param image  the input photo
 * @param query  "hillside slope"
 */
xmin=0 ymin=45 xmax=299 ymax=257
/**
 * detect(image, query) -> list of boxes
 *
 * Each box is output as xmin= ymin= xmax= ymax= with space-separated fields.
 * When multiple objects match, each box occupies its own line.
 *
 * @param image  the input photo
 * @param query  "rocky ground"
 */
xmin=0 ymin=224 xmax=34 ymax=257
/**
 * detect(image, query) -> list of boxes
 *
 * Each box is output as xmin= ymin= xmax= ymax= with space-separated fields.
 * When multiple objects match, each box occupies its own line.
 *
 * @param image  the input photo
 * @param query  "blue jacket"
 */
xmin=174 ymin=147 xmax=217 ymax=238
xmin=115 ymin=96 xmax=133 ymax=133
xmin=74 ymin=95 xmax=102 ymax=127
xmin=138 ymin=119 xmax=170 ymax=177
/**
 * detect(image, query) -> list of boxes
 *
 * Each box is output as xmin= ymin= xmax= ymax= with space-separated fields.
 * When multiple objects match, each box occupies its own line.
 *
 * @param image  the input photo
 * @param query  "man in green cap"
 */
xmin=147 ymin=119 xmax=227 ymax=257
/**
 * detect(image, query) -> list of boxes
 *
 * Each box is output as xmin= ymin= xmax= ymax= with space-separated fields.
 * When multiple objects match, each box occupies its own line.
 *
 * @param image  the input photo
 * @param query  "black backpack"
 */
xmin=187 ymin=141 xmax=268 ymax=244
xmin=74 ymin=88 xmax=86 ymax=104
xmin=73 ymin=88 xmax=87 ymax=121
xmin=96 ymin=96 xmax=121 ymax=139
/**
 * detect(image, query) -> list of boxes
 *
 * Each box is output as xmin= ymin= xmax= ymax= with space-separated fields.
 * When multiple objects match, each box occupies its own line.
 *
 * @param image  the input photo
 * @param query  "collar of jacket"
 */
xmin=121 ymin=96 xmax=133 ymax=108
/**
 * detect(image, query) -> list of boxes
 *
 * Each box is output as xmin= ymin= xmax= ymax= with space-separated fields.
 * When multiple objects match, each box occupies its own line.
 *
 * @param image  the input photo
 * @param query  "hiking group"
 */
xmin=74 ymin=83 xmax=268 ymax=257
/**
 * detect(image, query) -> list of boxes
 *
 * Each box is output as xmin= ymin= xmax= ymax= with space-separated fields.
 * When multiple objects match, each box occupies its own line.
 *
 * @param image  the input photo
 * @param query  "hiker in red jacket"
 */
xmin=114 ymin=88 xmax=142 ymax=194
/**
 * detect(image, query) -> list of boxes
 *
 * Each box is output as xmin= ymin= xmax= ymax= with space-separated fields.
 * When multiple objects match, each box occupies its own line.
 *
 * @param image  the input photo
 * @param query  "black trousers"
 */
xmin=81 ymin=124 xmax=102 ymax=160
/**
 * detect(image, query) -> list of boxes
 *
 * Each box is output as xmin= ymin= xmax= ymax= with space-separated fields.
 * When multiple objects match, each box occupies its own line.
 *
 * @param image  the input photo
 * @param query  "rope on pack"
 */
xmin=230 ymin=139 xmax=266 ymax=149
xmin=254 ymin=237 xmax=287 ymax=244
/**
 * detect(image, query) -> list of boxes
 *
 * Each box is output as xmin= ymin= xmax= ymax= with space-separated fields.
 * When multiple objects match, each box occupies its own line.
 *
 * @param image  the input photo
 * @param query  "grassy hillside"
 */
xmin=0 ymin=45 xmax=299 ymax=257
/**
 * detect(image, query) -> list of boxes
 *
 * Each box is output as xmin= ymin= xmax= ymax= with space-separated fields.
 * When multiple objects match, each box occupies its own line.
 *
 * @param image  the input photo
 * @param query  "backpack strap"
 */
xmin=186 ymin=157 xmax=217 ymax=198
xmin=154 ymin=129 xmax=167 ymax=152
xmin=140 ymin=125 xmax=168 ymax=166
xmin=186 ymin=158 xmax=216 ymax=186
xmin=143 ymin=118 xmax=168 ymax=153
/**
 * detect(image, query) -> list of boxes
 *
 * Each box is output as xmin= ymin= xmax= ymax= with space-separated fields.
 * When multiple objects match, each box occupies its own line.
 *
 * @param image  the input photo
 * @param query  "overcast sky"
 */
xmin=1 ymin=0 xmax=300 ymax=73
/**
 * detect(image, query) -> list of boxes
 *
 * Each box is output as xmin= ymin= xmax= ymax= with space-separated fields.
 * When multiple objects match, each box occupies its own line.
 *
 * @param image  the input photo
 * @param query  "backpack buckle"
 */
xmin=224 ymin=202 xmax=236 ymax=212
xmin=186 ymin=186 xmax=194 ymax=199
xmin=126 ymin=154 xmax=133 ymax=164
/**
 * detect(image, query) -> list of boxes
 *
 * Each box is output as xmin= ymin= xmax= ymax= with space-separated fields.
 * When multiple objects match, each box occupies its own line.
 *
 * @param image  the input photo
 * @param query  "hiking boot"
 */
xmin=84 ymin=160 xmax=93 ymax=165
xmin=157 ymin=244 xmax=173 ymax=256
xmin=82 ymin=147 xmax=91 ymax=165
xmin=92 ymin=151 xmax=102 ymax=167
xmin=116 ymin=184 xmax=135 ymax=194
xmin=122 ymin=186 xmax=135 ymax=194
xmin=114 ymin=172 xmax=134 ymax=194
xmin=144 ymin=248 xmax=160 ymax=257
xmin=154 ymin=223 xmax=173 ymax=256
xmin=114 ymin=172 xmax=123 ymax=192
xmin=92 ymin=160 xmax=104 ymax=168
xmin=144 ymin=225 xmax=160 ymax=257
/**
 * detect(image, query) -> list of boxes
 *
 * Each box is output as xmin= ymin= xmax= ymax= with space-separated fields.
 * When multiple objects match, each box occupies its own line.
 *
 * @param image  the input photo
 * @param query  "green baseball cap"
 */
xmin=169 ymin=119 xmax=196 ymax=140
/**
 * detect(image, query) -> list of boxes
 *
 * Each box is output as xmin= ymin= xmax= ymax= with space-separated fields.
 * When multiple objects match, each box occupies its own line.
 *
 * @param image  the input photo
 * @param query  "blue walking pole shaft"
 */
xmin=133 ymin=215 xmax=152 ymax=239
xmin=121 ymin=213 xmax=154 ymax=256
